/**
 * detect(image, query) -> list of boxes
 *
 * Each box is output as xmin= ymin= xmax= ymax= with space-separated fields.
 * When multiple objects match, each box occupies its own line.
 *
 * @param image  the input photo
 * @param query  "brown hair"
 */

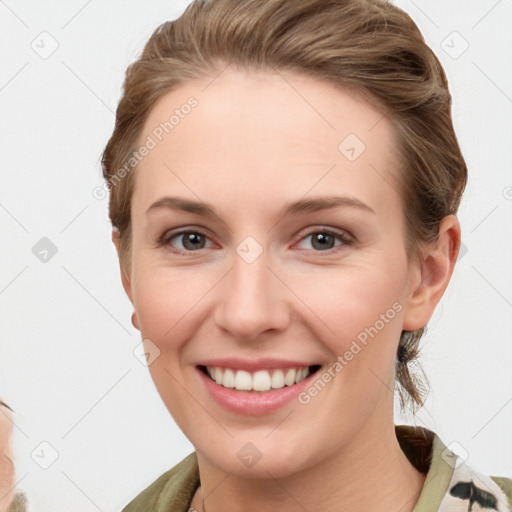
xmin=101 ymin=0 xmax=467 ymax=410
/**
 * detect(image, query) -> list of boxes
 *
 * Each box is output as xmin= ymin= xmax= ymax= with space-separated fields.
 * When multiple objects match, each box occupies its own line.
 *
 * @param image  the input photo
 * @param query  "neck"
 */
xmin=193 ymin=418 xmax=426 ymax=512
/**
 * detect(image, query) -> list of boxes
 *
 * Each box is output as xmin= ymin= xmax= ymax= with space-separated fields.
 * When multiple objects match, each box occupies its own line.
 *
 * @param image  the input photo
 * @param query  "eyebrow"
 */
xmin=146 ymin=195 xmax=375 ymax=219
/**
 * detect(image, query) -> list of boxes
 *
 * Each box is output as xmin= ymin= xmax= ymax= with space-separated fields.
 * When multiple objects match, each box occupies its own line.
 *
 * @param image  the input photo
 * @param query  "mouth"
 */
xmin=197 ymin=364 xmax=322 ymax=392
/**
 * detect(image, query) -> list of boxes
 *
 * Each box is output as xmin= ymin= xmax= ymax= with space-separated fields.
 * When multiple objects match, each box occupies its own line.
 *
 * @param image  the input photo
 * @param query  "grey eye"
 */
xmin=176 ymin=232 xmax=207 ymax=250
xmin=310 ymin=232 xmax=337 ymax=250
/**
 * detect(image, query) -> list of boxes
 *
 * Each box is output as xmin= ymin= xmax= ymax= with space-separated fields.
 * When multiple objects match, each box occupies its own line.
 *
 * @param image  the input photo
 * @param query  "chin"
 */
xmin=194 ymin=428 xmax=326 ymax=480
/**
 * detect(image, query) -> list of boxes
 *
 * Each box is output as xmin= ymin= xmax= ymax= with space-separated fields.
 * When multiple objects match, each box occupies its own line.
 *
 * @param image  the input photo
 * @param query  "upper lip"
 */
xmin=196 ymin=357 xmax=320 ymax=372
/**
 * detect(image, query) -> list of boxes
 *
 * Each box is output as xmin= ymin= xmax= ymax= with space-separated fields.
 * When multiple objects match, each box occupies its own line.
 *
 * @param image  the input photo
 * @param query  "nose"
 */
xmin=213 ymin=246 xmax=291 ymax=341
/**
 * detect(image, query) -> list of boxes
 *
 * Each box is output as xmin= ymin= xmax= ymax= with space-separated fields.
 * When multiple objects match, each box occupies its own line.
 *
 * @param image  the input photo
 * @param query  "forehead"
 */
xmin=133 ymin=66 xmax=403 ymax=214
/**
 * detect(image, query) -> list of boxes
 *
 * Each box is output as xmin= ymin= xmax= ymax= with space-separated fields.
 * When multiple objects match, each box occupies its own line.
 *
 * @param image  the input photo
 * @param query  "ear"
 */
xmin=111 ymin=228 xmax=133 ymax=304
xmin=402 ymin=214 xmax=461 ymax=331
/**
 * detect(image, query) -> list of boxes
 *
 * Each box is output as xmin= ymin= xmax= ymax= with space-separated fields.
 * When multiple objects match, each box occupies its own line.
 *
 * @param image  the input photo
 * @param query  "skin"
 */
xmin=0 ymin=403 xmax=14 ymax=510
xmin=113 ymin=66 xmax=460 ymax=512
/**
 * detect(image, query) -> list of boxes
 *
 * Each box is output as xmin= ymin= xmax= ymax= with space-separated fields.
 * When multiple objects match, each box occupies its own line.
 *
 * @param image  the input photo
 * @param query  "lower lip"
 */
xmin=197 ymin=367 xmax=317 ymax=416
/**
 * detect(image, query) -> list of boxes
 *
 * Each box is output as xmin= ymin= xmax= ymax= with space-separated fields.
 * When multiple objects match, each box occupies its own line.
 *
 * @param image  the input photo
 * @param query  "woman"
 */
xmin=101 ymin=0 xmax=512 ymax=510
xmin=1 ymin=401 xmax=26 ymax=512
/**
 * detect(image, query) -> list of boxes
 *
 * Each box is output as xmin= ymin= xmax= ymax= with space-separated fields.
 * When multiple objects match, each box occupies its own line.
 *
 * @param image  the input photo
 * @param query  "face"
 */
xmin=120 ymin=66 xmax=429 ymax=478
xmin=0 ymin=404 xmax=14 ymax=509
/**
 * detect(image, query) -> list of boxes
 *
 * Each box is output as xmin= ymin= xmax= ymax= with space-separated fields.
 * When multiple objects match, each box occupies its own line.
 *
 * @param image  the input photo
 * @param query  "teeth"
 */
xmin=223 ymin=368 xmax=235 ymax=388
xmin=234 ymin=370 xmax=252 ymax=391
xmin=295 ymin=367 xmax=305 ymax=384
xmin=205 ymin=366 xmax=312 ymax=392
xmin=253 ymin=370 xmax=271 ymax=391
xmin=271 ymin=369 xmax=285 ymax=389
xmin=284 ymin=368 xmax=296 ymax=386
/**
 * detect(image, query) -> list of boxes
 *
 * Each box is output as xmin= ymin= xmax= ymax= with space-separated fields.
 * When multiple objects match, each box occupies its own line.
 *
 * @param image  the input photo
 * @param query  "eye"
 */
xmin=159 ymin=230 xmax=214 ymax=252
xmin=295 ymin=229 xmax=353 ymax=252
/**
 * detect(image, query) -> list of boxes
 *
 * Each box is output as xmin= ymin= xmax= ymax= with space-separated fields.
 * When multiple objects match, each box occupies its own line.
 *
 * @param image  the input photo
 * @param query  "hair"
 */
xmin=101 ymin=0 xmax=467 ymax=410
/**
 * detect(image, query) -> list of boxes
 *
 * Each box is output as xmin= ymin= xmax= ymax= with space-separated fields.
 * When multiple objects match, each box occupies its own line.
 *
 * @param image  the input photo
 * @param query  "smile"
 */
xmin=196 ymin=359 xmax=323 ymax=415
xmin=200 ymin=365 xmax=321 ymax=392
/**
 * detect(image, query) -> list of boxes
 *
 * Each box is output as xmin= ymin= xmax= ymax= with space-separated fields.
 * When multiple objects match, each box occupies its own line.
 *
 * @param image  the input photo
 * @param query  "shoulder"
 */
xmin=439 ymin=467 xmax=512 ymax=512
xmin=121 ymin=452 xmax=200 ymax=512
xmin=431 ymin=434 xmax=512 ymax=512
xmin=395 ymin=425 xmax=512 ymax=511
xmin=491 ymin=476 xmax=512 ymax=510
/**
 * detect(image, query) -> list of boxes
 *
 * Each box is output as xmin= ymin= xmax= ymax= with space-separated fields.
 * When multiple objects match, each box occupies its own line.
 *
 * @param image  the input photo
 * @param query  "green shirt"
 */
xmin=121 ymin=425 xmax=512 ymax=512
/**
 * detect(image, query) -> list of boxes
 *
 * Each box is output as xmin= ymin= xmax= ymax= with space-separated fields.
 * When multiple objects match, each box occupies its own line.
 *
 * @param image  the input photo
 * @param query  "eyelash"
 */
xmin=157 ymin=227 xmax=354 ymax=255
xmin=295 ymin=229 xmax=354 ymax=252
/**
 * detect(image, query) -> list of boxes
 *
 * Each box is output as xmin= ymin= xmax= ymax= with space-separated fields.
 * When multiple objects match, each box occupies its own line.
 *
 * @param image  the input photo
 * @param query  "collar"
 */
xmin=124 ymin=425 xmax=511 ymax=512
xmin=395 ymin=424 xmax=511 ymax=512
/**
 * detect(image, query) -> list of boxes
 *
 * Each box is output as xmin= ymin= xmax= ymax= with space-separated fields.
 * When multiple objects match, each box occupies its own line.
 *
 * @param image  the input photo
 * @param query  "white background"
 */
xmin=0 ymin=1 xmax=511 ymax=511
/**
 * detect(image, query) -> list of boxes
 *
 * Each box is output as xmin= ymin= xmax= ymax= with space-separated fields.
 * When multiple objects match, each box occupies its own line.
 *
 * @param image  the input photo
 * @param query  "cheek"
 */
xmin=290 ymin=258 xmax=406 ymax=340
xmin=285 ymin=257 xmax=408 ymax=401
xmin=286 ymin=263 xmax=406 ymax=433
xmin=130 ymin=265 xmax=211 ymax=428
xmin=130 ymin=259 xmax=228 ymax=393
xmin=132 ymin=266 xmax=206 ymax=344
